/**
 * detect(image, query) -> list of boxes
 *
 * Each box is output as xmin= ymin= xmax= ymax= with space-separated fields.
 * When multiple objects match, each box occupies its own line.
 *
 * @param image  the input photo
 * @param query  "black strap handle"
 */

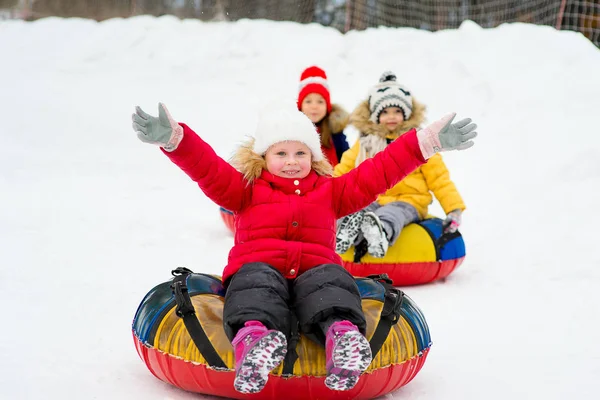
xmin=281 ymin=310 xmax=300 ymax=375
xmin=170 ymin=267 xmax=227 ymax=369
xmin=435 ymin=230 xmax=461 ymax=259
xmin=366 ymin=274 xmax=404 ymax=358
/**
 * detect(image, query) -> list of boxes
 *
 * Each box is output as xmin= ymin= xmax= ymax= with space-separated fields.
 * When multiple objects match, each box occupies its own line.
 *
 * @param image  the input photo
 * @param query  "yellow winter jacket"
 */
xmin=333 ymin=100 xmax=465 ymax=218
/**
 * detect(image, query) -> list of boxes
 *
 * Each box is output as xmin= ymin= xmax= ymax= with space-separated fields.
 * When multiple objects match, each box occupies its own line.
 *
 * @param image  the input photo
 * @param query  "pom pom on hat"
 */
xmin=368 ymin=70 xmax=413 ymax=123
xmin=297 ymin=66 xmax=332 ymax=113
xmin=253 ymin=104 xmax=325 ymax=161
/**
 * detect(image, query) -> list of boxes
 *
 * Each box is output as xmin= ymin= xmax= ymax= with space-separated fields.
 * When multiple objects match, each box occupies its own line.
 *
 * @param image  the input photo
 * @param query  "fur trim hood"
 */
xmin=349 ymin=98 xmax=426 ymax=138
xmin=327 ymin=103 xmax=349 ymax=134
xmin=229 ymin=138 xmax=333 ymax=183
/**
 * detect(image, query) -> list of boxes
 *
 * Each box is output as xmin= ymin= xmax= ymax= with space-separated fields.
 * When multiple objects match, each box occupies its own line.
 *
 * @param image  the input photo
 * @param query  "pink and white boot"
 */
xmin=324 ymin=321 xmax=373 ymax=391
xmin=232 ymin=320 xmax=287 ymax=394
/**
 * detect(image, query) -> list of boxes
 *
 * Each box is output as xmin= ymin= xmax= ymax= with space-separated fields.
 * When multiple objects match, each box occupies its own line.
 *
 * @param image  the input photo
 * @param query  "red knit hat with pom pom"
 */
xmin=297 ymin=66 xmax=332 ymax=113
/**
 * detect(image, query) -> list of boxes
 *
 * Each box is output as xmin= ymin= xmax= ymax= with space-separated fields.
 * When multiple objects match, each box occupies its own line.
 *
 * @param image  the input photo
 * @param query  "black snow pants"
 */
xmin=223 ymin=262 xmax=366 ymax=346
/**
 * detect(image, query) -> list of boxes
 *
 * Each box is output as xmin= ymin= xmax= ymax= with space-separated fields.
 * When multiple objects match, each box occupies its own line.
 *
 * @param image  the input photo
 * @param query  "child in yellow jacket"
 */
xmin=334 ymin=71 xmax=466 ymax=259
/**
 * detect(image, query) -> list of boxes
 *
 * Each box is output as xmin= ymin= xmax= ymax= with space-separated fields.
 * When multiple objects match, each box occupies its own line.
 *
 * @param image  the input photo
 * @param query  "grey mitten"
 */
xmin=417 ymin=113 xmax=478 ymax=159
xmin=131 ymin=103 xmax=183 ymax=151
xmin=443 ymin=209 xmax=462 ymax=234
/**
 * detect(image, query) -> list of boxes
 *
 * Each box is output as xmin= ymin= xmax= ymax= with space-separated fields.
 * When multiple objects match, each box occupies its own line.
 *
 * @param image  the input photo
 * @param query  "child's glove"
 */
xmin=417 ymin=113 xmax=477 ymax=159
xmin=131 ymin=103 xmax=184 ymax=152
xmin=443 ymin=209 xmax=462 ymax=234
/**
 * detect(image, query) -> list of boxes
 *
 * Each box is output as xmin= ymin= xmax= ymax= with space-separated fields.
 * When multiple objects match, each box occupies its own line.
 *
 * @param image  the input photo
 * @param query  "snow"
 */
xmin=1 ymin=15 xmax=599 ymax=399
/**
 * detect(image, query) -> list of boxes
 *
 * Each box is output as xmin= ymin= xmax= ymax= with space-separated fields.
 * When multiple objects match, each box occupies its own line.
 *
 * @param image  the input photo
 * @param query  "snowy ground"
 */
xmin=1 ymin=15 xmax=599 ymax=399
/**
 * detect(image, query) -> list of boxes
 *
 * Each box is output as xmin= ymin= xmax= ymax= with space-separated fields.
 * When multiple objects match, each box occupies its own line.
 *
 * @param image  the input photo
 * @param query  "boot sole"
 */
xmin=361 ymin=212 xmax=388 ymax=258
xmin=325 ymin=331 xmax=373 ymax=391
xmin=233 ymin=331 xmax=287 ymax=394
xmin=336 ymin=211 xmax=365 ymax=253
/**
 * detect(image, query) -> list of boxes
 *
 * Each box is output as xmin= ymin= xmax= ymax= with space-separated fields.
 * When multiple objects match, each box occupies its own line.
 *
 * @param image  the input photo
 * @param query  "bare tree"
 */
xmin=346 ymin=0 xmax=368 ymax=31
xmin=31 ymin=0 xmax=132 ymax=20
xmin=297 ymin=0 xmax=316 ymax=23
xmin=0 ymin=0 xmax=19 ymax=8
xmin=212 ymin=0 xmax=228 ymax=21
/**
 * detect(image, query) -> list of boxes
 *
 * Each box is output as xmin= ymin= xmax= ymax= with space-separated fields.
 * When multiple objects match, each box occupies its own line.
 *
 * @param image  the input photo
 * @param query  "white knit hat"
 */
xmin=368 ymin=71 xmax=413 ymax=123
xmin=253 ymin=105 xmax=325 ymax=161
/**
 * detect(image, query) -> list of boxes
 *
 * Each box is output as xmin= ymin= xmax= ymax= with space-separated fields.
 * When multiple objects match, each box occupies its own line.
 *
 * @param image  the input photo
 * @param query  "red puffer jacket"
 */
xmin=164 ymin=124 xmax=425 ymax=284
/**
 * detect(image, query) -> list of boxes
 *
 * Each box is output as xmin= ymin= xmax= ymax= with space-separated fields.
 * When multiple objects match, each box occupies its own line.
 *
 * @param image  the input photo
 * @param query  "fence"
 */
xmin=2 ymin=1 xmax=598 ymax=46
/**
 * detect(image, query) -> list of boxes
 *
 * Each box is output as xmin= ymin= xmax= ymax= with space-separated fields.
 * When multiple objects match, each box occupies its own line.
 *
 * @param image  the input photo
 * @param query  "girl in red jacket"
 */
xmin=297 ymin=66 xmax=350 ymax=166
xmin=131 ymin=103 xmax=477 ymax=394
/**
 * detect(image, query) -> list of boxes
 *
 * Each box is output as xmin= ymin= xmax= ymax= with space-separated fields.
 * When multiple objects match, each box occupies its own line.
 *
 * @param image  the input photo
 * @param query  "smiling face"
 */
xmin=378 ymin=106 xmax=405 ymax=132
xmin=300 ymin=93 xmax=328 ymax=124
xmin=264 ymin=141 xmax=312 ymax=179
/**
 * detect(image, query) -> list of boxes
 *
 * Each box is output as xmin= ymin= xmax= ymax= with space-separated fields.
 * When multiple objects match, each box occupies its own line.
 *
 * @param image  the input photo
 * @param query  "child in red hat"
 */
xmin=297 ymin=66 xmax=350 ymax=166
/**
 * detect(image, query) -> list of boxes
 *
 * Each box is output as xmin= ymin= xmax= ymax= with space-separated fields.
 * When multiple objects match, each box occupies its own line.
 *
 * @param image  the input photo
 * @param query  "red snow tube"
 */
xmin=340 ymin=217 xmax=466 ymax=286
xmin=133 ymin=270 xmax=432 ymax=399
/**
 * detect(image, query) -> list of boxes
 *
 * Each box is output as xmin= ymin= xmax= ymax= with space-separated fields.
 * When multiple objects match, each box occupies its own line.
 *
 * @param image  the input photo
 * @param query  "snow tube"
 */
xmin=340 ymin=217 xmax=465 ymax=286
xmin=132 ymin=268 xmax=431 ymax=400
xmin=219 ymin=207 xmax=235 ymax=234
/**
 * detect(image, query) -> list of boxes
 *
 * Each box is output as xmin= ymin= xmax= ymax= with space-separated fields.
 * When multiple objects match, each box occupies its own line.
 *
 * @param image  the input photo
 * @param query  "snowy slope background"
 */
xmin=1 ymin=15 xmax=599 ymax=399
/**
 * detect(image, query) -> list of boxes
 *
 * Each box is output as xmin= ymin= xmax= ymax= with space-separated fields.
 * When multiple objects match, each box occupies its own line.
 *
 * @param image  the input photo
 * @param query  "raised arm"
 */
xmin=332 ymin=129 xmax=425 ymax=217
xmin=332 ymin=113 xmax=477 ymax=218
xmin=132 ymin=103 xmax=248 ymax=212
